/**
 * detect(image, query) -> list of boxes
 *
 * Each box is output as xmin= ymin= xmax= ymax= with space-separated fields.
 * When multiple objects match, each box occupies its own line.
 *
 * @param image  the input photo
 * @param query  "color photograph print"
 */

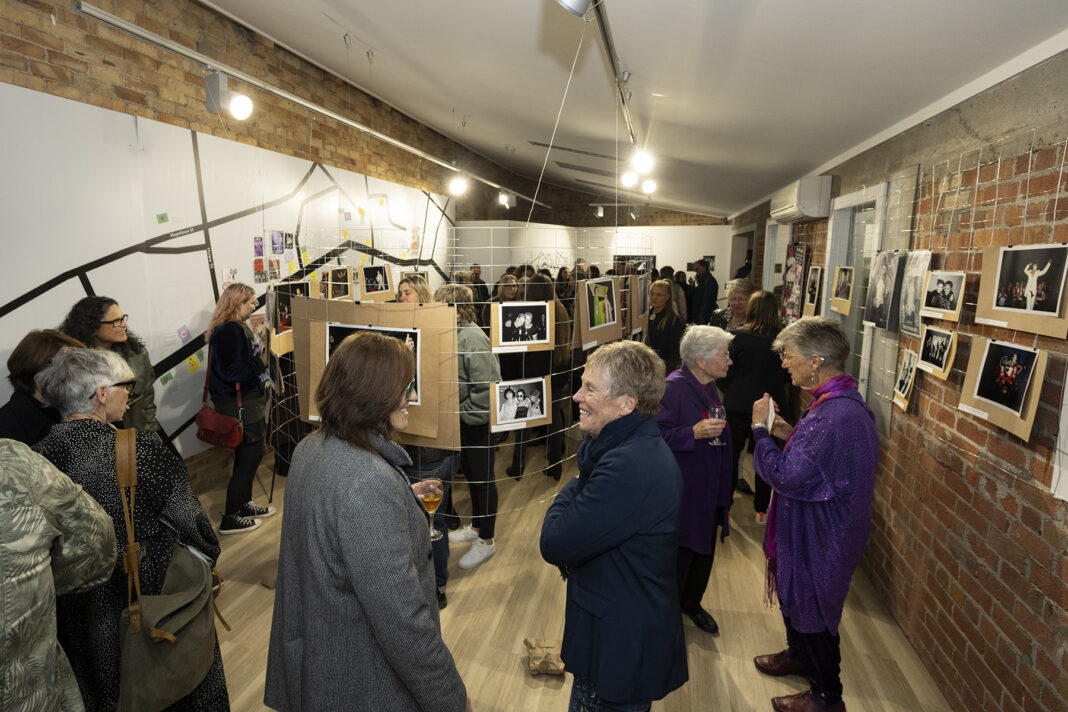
xmin=498 ymin=302 xmax=550 ymax=345
xmin=973 ymin=340 xmax=1038 ymax=417
xmin=361 ymin=265 xmax=391 ymax=294
xmin=863 ymin=251 xmax=901 ymax=330
xmin=495 ymin=378 xmax=546 ymax=425
xmin=920 ymin=270 xmax=965 ymax=321
xmin=325 ymin=267 xmax=351 ymax=300
xmin=991 ymin=243 xmax=1068 ymax=316
xmin=899 ymin=250 xmax=932 ymax=336
xmin=918 ymin=324 xmax=954 ymax=374
xmin=585 ymin=278 xmax=617 ymax=331
xmin=326 ymin=323 xmax=421 ymax=406
xmin=270 ymin=230 xmax=285 ymax=255
xmin=271 ymin=281 xmax=309 ymax=333
xmin=781 ymin=244 xmax=806 ymax=325
xmin=894 ymin=348 xmax=918 ymax=400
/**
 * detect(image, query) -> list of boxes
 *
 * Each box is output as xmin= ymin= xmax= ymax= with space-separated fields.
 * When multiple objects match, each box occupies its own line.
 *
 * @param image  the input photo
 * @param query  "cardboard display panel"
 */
xmin=918 ymin=270 xmax=965 ymax=322
xmin=892 ymin=348 xmax=918 ymax=411
xmin=572 ymin=278 xmax=623 ymax=350
xmin=803 ymin=266 xmax=822 ymax=317
xmin=830 ymin=266 xmax=854 ymax=317
xmin=630 ymin=275 xmax=650 ymax=336
xmin=974 ymin=245 xmax=1068 ymax=338
xmin=958 ymin=336 xmax=1046 ymax=442
xmin=491 ymin=301 xmax=554 ymax=353
xmin=917 ymin=324 xmax=957 ymax=380
xmin=291 ymin=296 xmax=460 ymax=449
xmin=357 ymin=264 xmax=395 ymax=303
xmin=490 ymin=376 xmax=553 ymax=433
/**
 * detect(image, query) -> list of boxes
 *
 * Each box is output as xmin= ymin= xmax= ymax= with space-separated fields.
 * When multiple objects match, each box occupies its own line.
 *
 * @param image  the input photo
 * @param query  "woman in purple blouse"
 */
xmin=749 ymin=317 xmax=879 ymax=712
xmin=655 ymin=325 xmax=734 ymax=637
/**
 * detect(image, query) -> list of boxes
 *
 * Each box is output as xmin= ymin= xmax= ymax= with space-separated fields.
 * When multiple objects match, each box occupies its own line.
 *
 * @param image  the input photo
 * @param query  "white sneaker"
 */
xmin=458 ymin=538 xmax=496 ymax=570
xmin=449 ymin=524 xmax=480 ymax=543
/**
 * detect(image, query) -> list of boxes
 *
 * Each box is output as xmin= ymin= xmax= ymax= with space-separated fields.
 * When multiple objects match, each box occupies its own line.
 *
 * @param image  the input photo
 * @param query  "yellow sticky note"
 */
xmin=364 ymin=237 xmax=372 ymax=246
xmin=301 ymin=250 xmax=309 ymax=264
xmin=401 ymin=249 xmax=407 ymax=259
xmin=342 ymin=229 xmax=349 ymax=238
xmin=187 ymin=355 xmax=200 ymax=373
xmin=288 ymin=261 xmax=297 ymax=274
xmin=378 ymin=198 xmax=385 ymax=207
xmin=358 ymin=207 xmax=365 ymax=217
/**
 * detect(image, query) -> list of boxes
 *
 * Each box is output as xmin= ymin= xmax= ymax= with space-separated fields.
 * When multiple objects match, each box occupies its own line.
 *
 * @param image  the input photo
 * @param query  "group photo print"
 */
xmin=921 ymin=270 xmax=965 ymax=319
xmin=498 ymin=302 xmax=551 ymax=345
xmin=494 ymin=378 xmax=547 ymax=425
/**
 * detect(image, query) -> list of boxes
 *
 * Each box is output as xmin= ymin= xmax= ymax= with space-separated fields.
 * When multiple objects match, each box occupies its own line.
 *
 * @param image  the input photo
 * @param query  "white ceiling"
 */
xmin=202 ymin=0 xmax=1068 ymax=218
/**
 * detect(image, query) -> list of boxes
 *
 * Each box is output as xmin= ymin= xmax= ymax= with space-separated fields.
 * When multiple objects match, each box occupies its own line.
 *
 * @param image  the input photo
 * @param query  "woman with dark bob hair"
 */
xmin=0 ymin=329 xmax=83 ymax=444
xmin=60 ymin=296 xmax=159 ymax=431
xmin=265 ymin=332 xmax=470 ymax=712
xmin=32 ymin=348 xmax=226 ymax=711
xmin=750 ymin=317 xmax=879 ymax=712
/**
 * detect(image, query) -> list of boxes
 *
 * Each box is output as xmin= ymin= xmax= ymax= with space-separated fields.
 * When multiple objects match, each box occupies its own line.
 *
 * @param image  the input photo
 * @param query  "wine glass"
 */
xmin=421 ymin=478 xmax=443 ymax=541
xmin=708 ymin=406 xmax=726 ymax=446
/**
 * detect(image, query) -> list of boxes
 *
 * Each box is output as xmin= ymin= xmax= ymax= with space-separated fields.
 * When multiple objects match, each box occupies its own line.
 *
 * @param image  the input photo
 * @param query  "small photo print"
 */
xmin=919 ymin=325 xmax=954 ymax=373
xmin=268 ymin=258 xmax=280 ymax=281
xmin=400 ymin=271 xmax=428 ymax=284
xmin=805 ymin=266 xmax=822 ymax=306
xmin=272 ymin=281 xmax=309 ymax=333
xmin=253 ymin=236 xmax=263 ymax=257
xmin=496 ymin=378 xmax=546 ymax=424
xmin=894 ymin=348 xmax=918 ymax=400
xmin=635 ymin=274 xmax=650 ymax=316
xmin=498 ymin=302 xmax=550 ymax=345
xmin=922 ymin=271 xmax=965 ymax=313
xmin=833 ymin=266 xmax=854 ymax=300
xmin=253 ymin=258 xmax=266 ymax=284
xmin=863 ymin=251 xmax=900 ymax=329
xmin=326 ymin=323 xmax=421 ymax=406
xmin=585 ymin=278 xmax=617 ymax=330
xmin=899 ymin=250 xmax=932 ymax=337
xmin=992 ymin=243 xmax=1068 ymax=316
xmin=329 ymin=267 xmax=351 ymax=300
xmin=973 ymin=341 xmax=1038 ymax=417
xmin=362 ymin=265 xmax=390 ymax=293
xmin=284 ymin=233 xmax=295 ymax=250
xmin=271 ymin=231 xmax=285 ymax=255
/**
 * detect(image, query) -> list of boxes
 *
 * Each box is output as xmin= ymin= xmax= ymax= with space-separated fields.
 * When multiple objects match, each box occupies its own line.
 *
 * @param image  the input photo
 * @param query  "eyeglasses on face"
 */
xmin=406 ymin=379 xmax=417 ymax=398
xmin=87 ymin=380 xmax=136 ymax=401
xmin=100 ymin=314 xmax=129 ymax=326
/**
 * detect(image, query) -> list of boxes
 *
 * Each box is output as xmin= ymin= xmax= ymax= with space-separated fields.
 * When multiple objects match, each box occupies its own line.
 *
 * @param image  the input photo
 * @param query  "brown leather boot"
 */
xmin=771 ymin=690 xmax=846 ymax=711
xmin=754 ymin=649 xmax=806 ymax=677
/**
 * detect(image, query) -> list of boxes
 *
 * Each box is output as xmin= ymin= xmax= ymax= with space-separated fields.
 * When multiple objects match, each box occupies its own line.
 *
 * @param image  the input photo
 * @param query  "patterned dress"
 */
xmin=34 ymin=420 xmax=229 ymax=712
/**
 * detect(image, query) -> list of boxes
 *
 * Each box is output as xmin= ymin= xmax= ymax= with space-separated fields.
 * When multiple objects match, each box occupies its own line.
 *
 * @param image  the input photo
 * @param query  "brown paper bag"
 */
xmin=523 ymin=637 xmax=565 ymax=676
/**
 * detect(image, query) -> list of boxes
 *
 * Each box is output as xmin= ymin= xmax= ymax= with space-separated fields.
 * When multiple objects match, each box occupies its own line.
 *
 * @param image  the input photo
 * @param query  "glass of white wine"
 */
xmin=708 ymin=405 xmax=726 ymax=446
xmin=421 ymin=478 xmax=443 ymax=541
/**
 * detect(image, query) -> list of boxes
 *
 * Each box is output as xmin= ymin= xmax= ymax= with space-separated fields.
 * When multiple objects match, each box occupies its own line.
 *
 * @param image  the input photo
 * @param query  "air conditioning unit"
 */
xmin=770 ymin=175 xmax=831 ymax=223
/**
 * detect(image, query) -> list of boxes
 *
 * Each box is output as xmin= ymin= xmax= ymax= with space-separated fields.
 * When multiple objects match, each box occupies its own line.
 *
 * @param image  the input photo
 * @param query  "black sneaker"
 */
xmin=238 ymin=501 xmax=277 ymax=518
xmin=437 ymin=590 xmax=448 ymax=609
xmin=219 ymin=514 xmax=262 ymax=535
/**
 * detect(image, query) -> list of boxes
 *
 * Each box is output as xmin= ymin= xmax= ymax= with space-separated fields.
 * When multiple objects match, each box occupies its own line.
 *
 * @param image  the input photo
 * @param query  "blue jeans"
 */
xmin=404 ymin=452 xmax=458 ymax=590
xmin=568 ymin=676 xmax=651 ymax=712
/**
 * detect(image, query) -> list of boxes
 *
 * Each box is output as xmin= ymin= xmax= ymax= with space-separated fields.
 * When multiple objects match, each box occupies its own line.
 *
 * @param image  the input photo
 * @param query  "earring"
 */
xmin=810 ymin=368 xmax=818 ymax=387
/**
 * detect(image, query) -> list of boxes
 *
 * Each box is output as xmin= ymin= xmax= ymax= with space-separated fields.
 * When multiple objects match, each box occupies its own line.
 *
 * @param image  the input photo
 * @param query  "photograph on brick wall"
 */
xmin=326 ymin=323 xmax=421 ymax=406
xmin=585 ymin=278 xmax=618 ymax=331
xmin=899 ymin=250 xmax=932 ymax=336
xmin=920 ymin=270 xmax=965 ymax=322
xmin=803 ymin=266 xmax=822 ymax=316
xmin=830 ymin=266 xmax=854 ymax=316
xmin=781 ymin=244 xmax=806 ymax=324
xmin=863 ymin=251 xmax=902 ymax=329
xmin=892 ymin=348 xmax=918 ymax=410
xmin=991 ymin=243 xmax=1068 ymax=316
xmin=973 ymin=340 xmax=1038 ymax=417
xmin=917 ymin=324 xmax=956 ymax=380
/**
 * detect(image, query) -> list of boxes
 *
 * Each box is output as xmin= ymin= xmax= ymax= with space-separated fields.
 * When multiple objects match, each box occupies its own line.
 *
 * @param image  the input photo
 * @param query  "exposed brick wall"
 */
xmin=0 ymin=0 xmax=714 ymax=229
xmin=754 ymin=140 xmax=1068 ymax=711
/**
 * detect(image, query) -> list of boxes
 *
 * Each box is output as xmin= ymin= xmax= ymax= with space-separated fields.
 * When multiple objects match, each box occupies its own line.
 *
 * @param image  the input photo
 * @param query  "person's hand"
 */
xmin=465 ymin=697 xmax=474 ymax=712
xmin=770 ymin=415 xmax=794 ymax=441
xmin=752 ymin=393 xmax=773 ymax=425
xmin=410 ymin=478 xmax=442 ymax=502
xmin=692 ymin=417 xmax=725 ymax=440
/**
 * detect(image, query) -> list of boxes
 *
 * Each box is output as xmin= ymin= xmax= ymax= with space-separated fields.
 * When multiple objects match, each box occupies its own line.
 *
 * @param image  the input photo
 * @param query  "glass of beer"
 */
xmin=421 ymin=478 xmax=443 ymax=541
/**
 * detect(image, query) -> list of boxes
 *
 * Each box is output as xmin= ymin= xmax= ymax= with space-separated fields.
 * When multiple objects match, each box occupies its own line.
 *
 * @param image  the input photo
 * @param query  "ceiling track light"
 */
xmin=449 ymin=176 xmax=469 ymax=196
xmin=204 ymin=69 xmax=253 ymax=120
xmin=554 ymin=0 xmax=593 ymax=17
xmin=631 ymin=150 xmax=654 ymax=174
xmin=498 ymin=191 xmax=517 ymax=209
xmin=620 ymin=171 xmax=638 ymax=188
xmin=595 ymin=205 xmax=604 ymax=218
xmin=621 ymin=70 xmax=631 ymax=83
xmin=641 ymin=179 xmax=657 ymax=195
xmin=629 ymin=206 xmax=641 ymax=219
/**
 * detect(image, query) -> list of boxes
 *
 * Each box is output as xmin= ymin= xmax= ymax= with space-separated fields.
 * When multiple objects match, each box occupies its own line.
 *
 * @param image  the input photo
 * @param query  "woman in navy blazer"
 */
xmin=541 ymin=341 xmax=688 ymax=711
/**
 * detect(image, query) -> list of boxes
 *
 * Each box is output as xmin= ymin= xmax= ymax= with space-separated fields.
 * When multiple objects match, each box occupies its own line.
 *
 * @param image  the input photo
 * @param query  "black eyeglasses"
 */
xmin=100 ymin=314 xmax=129 ymax=326
xmin=87 ymin=380 xmax=136 ymax=401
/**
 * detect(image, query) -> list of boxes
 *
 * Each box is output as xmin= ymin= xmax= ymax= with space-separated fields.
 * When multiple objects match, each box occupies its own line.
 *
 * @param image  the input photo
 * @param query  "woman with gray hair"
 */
xmin=710 ymin=278 xmax=757 ymax=330
xmin=32 ymin=348 xmax=227 ymax=711
xmin=655 ymin=325 xmax=734 ymax=636
xmin=750 ymin=317 xmax=879 ymax=712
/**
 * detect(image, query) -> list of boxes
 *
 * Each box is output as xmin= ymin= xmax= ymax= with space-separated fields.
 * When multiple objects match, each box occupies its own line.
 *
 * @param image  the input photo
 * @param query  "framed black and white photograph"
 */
xmin=490 ymin=376 xmax=552 ymax=432
xmin=830 ymin=266 xmax=855 ymax=316
xmin=498 ymin=302 xmax=550 ymax=345
xmin=803 ymin=266 xmax=821 ymax=317
xmin=973 ymin=340 xmax=1039 ymax=417
xmin=899 ymin=250 xmax=932 ymax=337
xmin=917 ymin=324 xmax=956 ymax=380
xmin=863 ymin=251 xmax=901 ymax=329
xmin=893 ymin=348 xmax=918 ymax=410
xmin=991 ymin=243 xmax=1068 ymax=316
xmin=585 ymin=278 xmax=618 ymax=331
xmin=358 ymin=264 xmax=393 ymax=302
xmin=920 ymin=270 xmax=965 ymax=322
xmin=326 ymin=323 xmax=421 ymax=406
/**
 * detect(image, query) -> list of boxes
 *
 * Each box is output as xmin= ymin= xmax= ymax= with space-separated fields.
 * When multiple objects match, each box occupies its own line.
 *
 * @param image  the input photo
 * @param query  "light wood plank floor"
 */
xmin=202 ymin=434 xmax=950 ymax=712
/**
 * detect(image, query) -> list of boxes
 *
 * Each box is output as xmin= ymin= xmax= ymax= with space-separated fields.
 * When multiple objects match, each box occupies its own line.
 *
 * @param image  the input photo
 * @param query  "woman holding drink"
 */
xmin=265 ymin=331 xmax=471 ymax=712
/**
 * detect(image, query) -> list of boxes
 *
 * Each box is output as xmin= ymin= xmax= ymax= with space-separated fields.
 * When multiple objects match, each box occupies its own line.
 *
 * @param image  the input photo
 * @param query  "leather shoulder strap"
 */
xmin=115 ymin=428 xmax=145 ymax=631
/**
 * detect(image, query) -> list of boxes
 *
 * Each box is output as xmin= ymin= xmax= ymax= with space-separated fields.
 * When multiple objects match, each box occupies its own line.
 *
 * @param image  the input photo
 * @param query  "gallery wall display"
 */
xmin=490 ymin=376 xmax=553 ymax=433
xmin=899 ymin=250 xmax=932 ymax=337
xmin=267 ymin=281 xmax=310 ymax=334
xmin=893 ymin=348 xmax=919 ymax=411
xmin=631 ymin=274 xmax=650 ymax=336
xmin=491 ymin=301 xmax=554 ymax=353
xmin=830 ymin=266 xmax=855 ymax=316
xmin=919 ymin=270 xmax=965 ymax=322
xmin=974 ymin=244 xmax=1068 ymax=338
xmin=782 ymin=244 xmax=807 ymax=325
xmin=326 ymin=323 xmax=422 ymax=406
xmin=572 ymin=278 xmax=623 ymax=349
xmin=958 ymin=336 xmax=1047 ymax=441
xmin=358 ymin=264 xmax=394 ymax=302
xmin=863 ymin=251 xmax=902 ymax=330
xmin=917 ymin=324 xmax=957 ymax=380
xmin=803 ymin=266 xmax=822 ymax=317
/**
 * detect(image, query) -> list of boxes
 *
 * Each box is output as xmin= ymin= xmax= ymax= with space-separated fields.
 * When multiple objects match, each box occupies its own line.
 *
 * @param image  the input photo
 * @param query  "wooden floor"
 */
xmin=202 ymin=434 xmax=951 ymax=712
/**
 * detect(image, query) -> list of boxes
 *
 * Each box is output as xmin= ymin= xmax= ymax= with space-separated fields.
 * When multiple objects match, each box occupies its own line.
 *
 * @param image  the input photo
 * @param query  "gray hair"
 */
xmin=679 ymin=325 xmax=734 ymax=368
xmin=725 ymin=278 xmax=757 ymax=297
xmin=585 ymin=340 xmax=665 ymax=415
xmin=772 ymin=316 xmax=850 ymax=372
xmin=35 ymin=347 xmax=133 ymax=418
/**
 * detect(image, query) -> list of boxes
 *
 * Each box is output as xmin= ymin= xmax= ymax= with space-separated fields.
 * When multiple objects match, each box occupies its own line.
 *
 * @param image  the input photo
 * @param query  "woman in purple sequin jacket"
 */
xmin=749 ymin=317 xmax=879 ymax=712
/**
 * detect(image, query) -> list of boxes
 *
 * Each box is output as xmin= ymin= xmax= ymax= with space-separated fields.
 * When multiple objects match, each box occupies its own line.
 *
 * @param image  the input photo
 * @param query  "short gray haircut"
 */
xmin=585 ymin=340 xmax=665 ymax=415
xmin=35 ymin=347 xmax=134 ymax=418
xmin=679 ymin=325 xmax=734 ymax=368
xmin=725 ymin=278 xmax=757 ymax=297
xmin=773 ymin=316 xmax=850 ymax=372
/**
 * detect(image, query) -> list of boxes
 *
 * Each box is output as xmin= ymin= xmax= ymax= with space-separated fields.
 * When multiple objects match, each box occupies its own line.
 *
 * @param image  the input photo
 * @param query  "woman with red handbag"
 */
xmin=207 ymin=283 xmax=273 ymax=535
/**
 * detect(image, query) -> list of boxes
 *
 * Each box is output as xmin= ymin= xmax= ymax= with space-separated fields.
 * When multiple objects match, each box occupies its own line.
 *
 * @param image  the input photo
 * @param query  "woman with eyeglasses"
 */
xmin=655 ymin=325 xmax=734 ymax=637
xmin=60 ymin=296 xmax=159 ymax=432
xmin=32 ymin=347 xmax=227 ymax=711
xmin=207 ymin=283 xmax=274 ymax=535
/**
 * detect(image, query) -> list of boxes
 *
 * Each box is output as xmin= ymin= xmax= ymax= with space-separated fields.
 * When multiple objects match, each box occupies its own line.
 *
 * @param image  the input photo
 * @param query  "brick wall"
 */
xmin=761 ymin=138 xmax=1068 ymax=711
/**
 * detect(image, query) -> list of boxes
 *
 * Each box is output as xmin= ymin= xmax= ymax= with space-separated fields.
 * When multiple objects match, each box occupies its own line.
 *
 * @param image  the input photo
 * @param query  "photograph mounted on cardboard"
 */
xmin=863 ymin=251 xmax=901 ymax=329
xmin=358 ymin=264 xmax=393 ymax=302
xmin=498 ymin=302 xmax=550 ymax=345
xmin=326 ymin=322 xmax=421 ymax=406
xmin=400 ymin=270 xmax=429 ymax=285
xmin=320 ymin=267 xmax=352 ymax=300
xmin=899 ymin=250 xmax=932 ymax=337
xmin=632 ymin=274 xmax=650 ymax=334
xmin=585 ymin=278 xmax=618 ymax=331
xmin=782 ymin=244 xmax=806 ymax=325
xmin=491 ymin=376 xmax=552 ymax=432
xmin=973 ymin=340 xmax=1038 ymax=418
xmin=917 ymin=324 xmax=956 ymax=380
xmin=920 ymin=270 xmax=965 ymax=322
xmin=269 ymin=281 xmax=310 ymax=334
xmin=803 ymin=266 xmax=822 ymax=317
xmin=830 ymin=266 xmax=854 ymax=316
xmin=991 ymin=243 xmax=1068 ymax=316
xmin=893 ymin=348 xmax=918 ymax=409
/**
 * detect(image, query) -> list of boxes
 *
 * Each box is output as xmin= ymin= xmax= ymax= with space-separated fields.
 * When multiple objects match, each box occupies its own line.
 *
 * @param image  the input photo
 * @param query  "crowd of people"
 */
xmin=0 ymin=256 xmax=879 ymax=712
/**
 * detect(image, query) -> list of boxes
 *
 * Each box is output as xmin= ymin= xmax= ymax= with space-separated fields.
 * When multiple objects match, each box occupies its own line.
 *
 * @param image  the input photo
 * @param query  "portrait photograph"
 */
xmin=498 ymin=302 xmax=550 ymax=345
xmin=920 ymin=270 xmax=965 ymax=321
xmin=361 ymin=265 xmax=391 ymax=294
xmin=899 ymin=250 xmax=932 ymax=336
xmin=830 ymin=266 xmax=854 ymax=316
xmin=326 ymin=323 xmax=421 ymax=406
xmin=894 ymin=348 xmax=918 ymax=401
xmin=973 ymin=340 xmax=1038 ymax=417
xmin=270 ymin=280 xmax=309 ymax=333
xmin=805 ymin=266 xmax=822 ymax=306
xmin=991 ymin=243 xmax=1068 ymax=316
xmin=918 ymin=324 xmax=955 ymax=377
xmin=863 ymin=251 xmax=901 ymax=330
xmin=585 ymin=278 xmax=617 ymax=331
xmin=494 ymin=378 xmax=547 ymax=425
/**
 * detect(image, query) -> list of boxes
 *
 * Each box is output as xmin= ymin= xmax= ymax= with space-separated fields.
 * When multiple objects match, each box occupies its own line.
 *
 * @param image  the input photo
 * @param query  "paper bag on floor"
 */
xmin=524 ymin=637 xmax=565 ymax=676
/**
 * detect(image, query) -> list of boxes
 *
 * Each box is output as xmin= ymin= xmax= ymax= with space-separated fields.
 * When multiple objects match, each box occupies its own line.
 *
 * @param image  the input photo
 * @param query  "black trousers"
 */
xmin=676 ymin=524 xmax=720 ymax=614
xmin=784 ymin=614 xmax=843 ymax=707
xmin=726 ymin=409 xmax=773 ymax=513
xmin=459 ymin=421 xmax=497 ymax=539
xmin=511 ymin=400 xmax=565 ymax=472
xmin=225 ymin=435 xmax=264 ymax=515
